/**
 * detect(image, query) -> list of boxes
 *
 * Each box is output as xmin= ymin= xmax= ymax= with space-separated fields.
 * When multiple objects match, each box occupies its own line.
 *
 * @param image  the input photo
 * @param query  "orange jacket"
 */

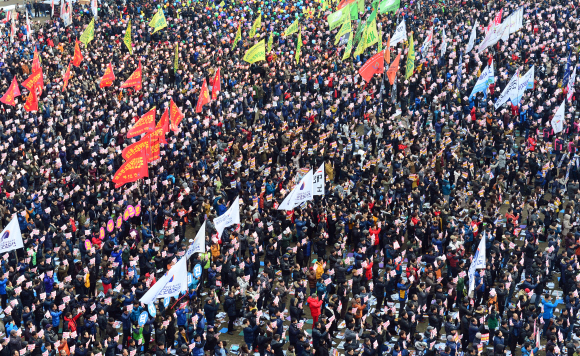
xmin=353 ymin=303 xmax=366 ymax=319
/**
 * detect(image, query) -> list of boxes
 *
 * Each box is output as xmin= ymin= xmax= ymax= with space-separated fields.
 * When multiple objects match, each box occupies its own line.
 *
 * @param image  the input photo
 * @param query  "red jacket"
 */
xmin=306 ymin=296 xmax=323 ymax=317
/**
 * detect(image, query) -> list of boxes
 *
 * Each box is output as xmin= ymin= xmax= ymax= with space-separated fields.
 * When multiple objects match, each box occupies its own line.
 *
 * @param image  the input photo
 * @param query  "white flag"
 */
xmin=139 ymin=256 xmax=188 ymax=305
xmin=313 ymin=163 xmax=325 ymax=196
xmin=478 ymin=22 xmax=502 ymax=53
xmin=213 ymin=197 xmax=241 ymax=236
xmin=91 ymin=0 xmax=98 ymax=18
xmin=0 ymin=216 xmax=24 ymax=254
xmin=440 ymin=28 xmax=447 ymax=57
xmin=185 ymin=221 xmax=205 ymax=259
xmin=513 ymin=65 xmax=535 ymax=104
xmin=494 ymin=70 xmax=519 ymax=109
xmin=567 ymin=66 xmax=576 ymax=102
xmin=469 ymin=61 xmax=494 ymax=98
xmin=465 ymin=20 xmax=478 ymax=53
xmin=278 ymin=170 xmax=314 ymax=210
xmin=551 ymin=101 xmax=565 ymax=134
xmin=25 ymin=11 xmax=31 ymax=41
xmin=389 ymin=20 xmax=406 ymax=47
xmin=468 ymin=232 xmax=486 ymax=293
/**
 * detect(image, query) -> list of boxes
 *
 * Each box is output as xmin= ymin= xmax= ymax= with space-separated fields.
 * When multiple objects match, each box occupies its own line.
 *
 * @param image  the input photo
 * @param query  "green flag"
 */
xmin=232 ymin=24 xmax=241 ymax=50
xmin=284 ymin=19 xmax=299 ymax=36
xmin=354 ymin=27 xmax=366 ymax=57
xmin=378 ymin=0 xmax=400 ymax=13
xmin=243 ymin=40 xmax=266 ymax=63
xmin=334 ymin=20 xmax=351 ymax=45
xmin=349 ymin=2 xmax=358 ymax=20
xmin=174 ymin=43 xmax=179 ymax=73
xmin=123 ymin=19 xmax=133 ymax=54
xmin=342 ymin=31 xmax=353 ymax=60
xmin=328 ymin=8 xmax=348 ymax=30
xmin=149 ymin=9 xmax=167 ymax=33
xmin=354 ymin=19 xmax=366 ymax=45
xmin=377 ymin=29 xmax=382 ymax=51
xmin=267 ymin=32 xmax=274 ymax=53
xmin=357 ymin=0 xmax=364 ymax=13
xmin=364 ymin=19 xmax=378 ymax=49
xmin=295 ymin=29 xmax=302 ymax=64
xmin=367 ymin=8 xmax=377 ymax=24
xmin=79 ymin=18 xmax=95 ymax=45
xmin=405 ymin=33 xmax=415 ymax=79
xmin=249 ymin=14 xmax=261 ymax=38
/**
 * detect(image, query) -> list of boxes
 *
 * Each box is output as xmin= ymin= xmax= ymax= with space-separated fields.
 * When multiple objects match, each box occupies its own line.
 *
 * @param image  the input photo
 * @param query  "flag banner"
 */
xmin=567 ymin=66 xmax=576 ymax=101
xmin=390 ymin=19 xmax=406 ymax=46
xmin=364 ymin=19 xmax=379 ymax=49
xmin=378 ymin=0 xmax=400 ymax=14
xmin=284 ymin=19 xmax=299 ymax=36
xmin=149 ymin=9 xmax=167 ymax=33
xmin=211 ymin=68 xmax=221 ymax=100
xmin=23 ymin=87 xmax=38 ymax=112
xmin=313 ymin=163 xmax=325 ymax=196
xmin=328 ymin=8 xmax=349 ymax=30
xmin=0 ymin=216 xmax=24 ymax=254
xmin=466 ymin=20 xmax=478 ymax=53
xmin=127 ymin=107 xmax=156 ymax=138
xmin=214 ymin=197 xmax=241 ymax=236
xmin=342 ymin=31 xmax=353 ymax=60
xmin=249 ymin=14 xmax=261 ymax=38
xmin=405 ymin=33 xmax=415 ymax=79
xmin=386 ymin=53 xmax=400 ymax=85
xmin=79 ymin=18 xmax=95 ymax=45
xmin=62 ymin=63 xmax=72 ymax=92
xmin=174 ymin=43 xmax=179 ymax=73
xmin=139 ymin=256 xmax=188 ymax=305
xmin=170 ymin=99 xmax=185 ymax=131
xmin=469 ymin=61 xmax=494 ymax=99
xmin=335 ymin=20 xmax=351 ymax=45
xmin=337 ymin=0 xmax=357 ymax=10
xmin=295 ymin=30 xmax=302 ymax=64
xmin=72 ymin=40 xmax=83 ymax=67
xmin=124 ymin=19 xmax=133 ymax=54
xmin=0 ymin=77 xmax=21 ymax=106
xmin=122 ymin=138 xmax=151 ymax=161
xmin=468 ymin=232 xmax=486 ymax=293
xmin=494 ymin=70 xmax=519 ymax=109
xmin=419 ymin=27 xmax=433 ymax=56
xmin=384 ymin=36 xmax=390 ymax=64
xmin=243 ymin=40 xmax=266 ymax=64
xmin=267 ymin=32 xmax=274 ymax=53
xmin=232 ymin=24 xmax=241 ymax=50
xmin=120 ymin=60 xmax=143 ymax=91
xmin=457 ymin=51 xmax=464 ymax=89
xmin=278 ymin=170 xmax=314 ymax=210
xmin=152 ymin=108 xmax=169 ymax=145
xmin=99 ymin=63 xmax=116 ymax=88
xmin=513 ymin=65 xmax=535 ymax=104
xmin=112 ymin=151 xmax=149 ymax=188
xmin=195 ymin=79 xmax=211 ymax=113
xmin=359 ymin=50 xmax=385 ymax=82
xmin=551 ymin=101 xmax=565 ymax=134
xmin=440 ymin=28 xmax=447 ymax=57
xmin=22 ymin=68 xmax=44 ymax=95
xmin=185 ymin=221 xmax=206 ymax=259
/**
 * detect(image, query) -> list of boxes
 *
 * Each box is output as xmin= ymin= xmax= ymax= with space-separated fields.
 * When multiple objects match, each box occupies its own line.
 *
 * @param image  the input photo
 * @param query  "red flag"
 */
xmin=112 ymin=151 xmax=149 ymax=188
xmin=122 ymin=136 xmax=151 ymax=161
xmin=23 ymin=88 xmax=38 ymax=112
xmin=62 ymin=63 xmax=72 ymax=92
xmin=152 ymin=108 xmax=169 ymax=145
xmin=149 ymin=138 xmax=161 ymax=161
xmin=359 ymin=50 xmax=385 ymax=83
xmin=337 ymin=0 xmax=357 ymax=10
xmin=386 ymin=53 xmax=401 ymax=85
xmin=0 ymin=77 xmax=21 ymax=106
xmin=22 ymin=67 xmax=44 ymax=95
xmin=120 ymin=60 xmax=143 ymax=91
xmin=100 ymin=63 xmax=116 ymax=88
xmin=169 ymin=99 xmax=184 ymax=132
xmin=72 ymin=40 xmax=83 ymax=67
xmin=127 ymin=107 xmax=156 ymax=138
xmin=195 ymin=79 xmax=210 ymax=113
xmin=32 ymin=47 xmax=41 ymax=72
xmin=211 ymin=68 xmax=221 ymax=100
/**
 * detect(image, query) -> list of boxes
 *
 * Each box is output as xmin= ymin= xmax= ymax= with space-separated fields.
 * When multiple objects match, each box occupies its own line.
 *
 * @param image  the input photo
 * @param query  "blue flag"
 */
xmin=563 ymin=48 xmax=572 ymax=86
xmin=457 ymin=50 xmax=463 ymax=89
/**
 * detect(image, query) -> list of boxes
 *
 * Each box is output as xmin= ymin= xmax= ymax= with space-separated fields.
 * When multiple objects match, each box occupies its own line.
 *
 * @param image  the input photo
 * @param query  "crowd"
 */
xmin=0 ymin=0 xmax=579 ymax=355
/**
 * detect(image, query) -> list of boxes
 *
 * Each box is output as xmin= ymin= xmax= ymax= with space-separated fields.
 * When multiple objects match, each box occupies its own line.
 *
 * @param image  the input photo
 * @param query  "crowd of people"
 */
xmin=0 ymin=0 xmax=580 ymax=355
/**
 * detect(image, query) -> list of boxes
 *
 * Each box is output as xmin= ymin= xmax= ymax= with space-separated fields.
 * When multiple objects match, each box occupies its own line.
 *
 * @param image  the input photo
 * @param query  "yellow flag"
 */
xmin=284 ymin=19 xmax=299 ymax=36
xmin=405 ymin=33 xmax=415 ymax=79
xmin=243 ymin=40 xmax=266 ymax=64
xmin=174 ymin=43 xmax=179 ymax=73
xmin=79 ymin=18 xmax=95 ymax=45
xmin=249 ymin=14 xmax=261 ymax=38
xmin=123 ymin=19 xmax=133 ymax=54
xmin=232 ymin=24 xmax=241 ymax=50
xmin=295 ymin=29 xmax=302 ymax=64
xmin=334 ymin=20 xmax=351 ymax=45
xmin=342 ymin=31 xmax=353 ymax=60
xmin=149 ymin=9 xmax=167 ymax=34
xmin=267 ymin=32 xmax=274 ymax=53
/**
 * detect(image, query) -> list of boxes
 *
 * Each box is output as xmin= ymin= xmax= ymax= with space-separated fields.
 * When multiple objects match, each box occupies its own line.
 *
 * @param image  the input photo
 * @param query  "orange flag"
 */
xmin=386 ymin=53 xmax=401 ymax=85
xmin=127 ymin=107 xmax=156 ymax=138
xmin=0 ymin=77 xmax=21 ymax=106
xmin=212 ymin=68 xmax=221 ymax=100
xmin=359 ymin=50 xmax=385 ymax=83
xmin=62 ymin=63 xmax=72 ymax=92
xmin=195 ymin=79 xmax=210 ymax=113
xmin=337 ymin=0 xmax=357 ymax=10
xmin=100 ymin=63 xmax=116 ymax=88
xmin=169 ymin=99 xmax=184 ymax=132
xmin=152 ymin=108 xmax=169 ymax=145
xmin=122 ymin=136 xmax=151 ymax=160
xmin=120 ymin=60 xmax=143 ymax=91
xmin=22 ymin=67 xmax=44 ymax=95
xmin=23 ymin=88 xmax=38 ymax=112
xmin=385 ymin=36 xmax=391 ymax=65
xmin=72 ymin=40 xmax=83 ymax=67
xmin=112 ymin=150 xmax=149 ymax=188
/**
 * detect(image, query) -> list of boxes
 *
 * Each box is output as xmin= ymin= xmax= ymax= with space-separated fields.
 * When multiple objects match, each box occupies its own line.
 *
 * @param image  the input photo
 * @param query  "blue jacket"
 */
xmin=192 ymin=340 xmax=206 ymax=356
xmin=121 ymin=312 xmax=131 ymax=330
xmin=0 ymin=278 xmax=8 ymax=295
xmin=521 ymin=346 xmax=538 ymax=356
xmin=50 ymin=310 xmax=63 ymax=328
xmin=176 ymin=308 xmax=190 ymax=326
xmin=541 ymin=298 xmax=563 ymax=320
xmin=243 ymin=324 xmax=260 ymax=345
